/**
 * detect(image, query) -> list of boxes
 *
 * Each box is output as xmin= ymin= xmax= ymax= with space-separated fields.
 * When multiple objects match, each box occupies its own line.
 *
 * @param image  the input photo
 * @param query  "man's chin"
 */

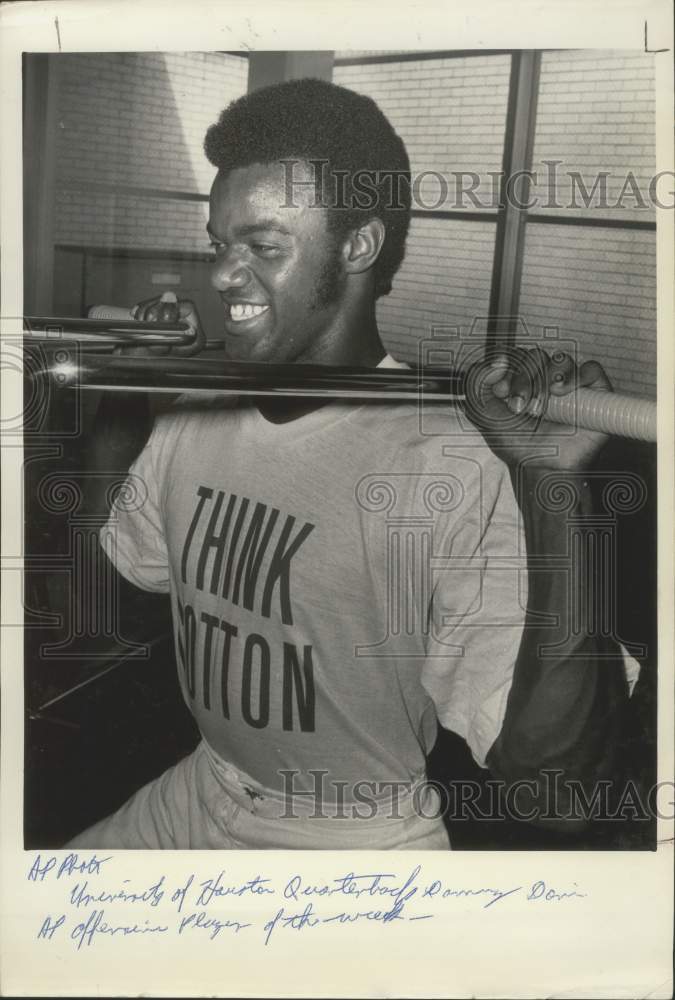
xmin=222 ymin=336 xmax=292 ymax=366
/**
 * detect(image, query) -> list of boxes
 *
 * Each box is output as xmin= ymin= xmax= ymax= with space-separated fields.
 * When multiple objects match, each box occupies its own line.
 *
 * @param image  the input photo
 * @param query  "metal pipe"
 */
xmin=28 ymin=349 xmax=657 ymax=442
xmin=23 ymin=315 xmax=194 ymax=347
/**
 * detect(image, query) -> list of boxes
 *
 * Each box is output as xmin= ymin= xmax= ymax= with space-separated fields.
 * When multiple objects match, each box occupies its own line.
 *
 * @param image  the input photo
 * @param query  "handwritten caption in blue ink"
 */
xmin=27 ymin=853 xmax=587 ymax=949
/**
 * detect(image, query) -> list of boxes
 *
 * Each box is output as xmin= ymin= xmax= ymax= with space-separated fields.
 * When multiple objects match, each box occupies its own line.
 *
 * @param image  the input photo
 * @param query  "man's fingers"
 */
xmin=141 ymin=302 xmax=161 ymax=322
xmin=548 ymin=351 xmax=577 ymax=395
xmin=467 ymin=348 xmax=612 ymax=427
xmin=465 ymin=357 xmax=535 ymax=434
xmin=480 ymin=356 xmax=511 ymax=398
xmin=128 ymin=295 xmax=204 ymax=355
xmin=172 ymin=299 xmax=205 ymax=356
xmin=578 ymin=359 xmax=612 ymax=392
xmin=132 ymin=296 xmax=161 ymax=322
xmin=178 ymin=299 xmax=198 ymax=322
xmin=506 ymin=347 xmax=549 ymax=415
xmin=120 ymin=295 xmax=177 ymax=355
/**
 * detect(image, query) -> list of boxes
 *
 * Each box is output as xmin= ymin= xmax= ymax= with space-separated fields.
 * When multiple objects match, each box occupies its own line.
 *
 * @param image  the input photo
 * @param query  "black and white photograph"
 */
xmin=1 ymin=1 xmax=673 ymax=996
xmin=21 ymin=46 xmax=659 ymax=852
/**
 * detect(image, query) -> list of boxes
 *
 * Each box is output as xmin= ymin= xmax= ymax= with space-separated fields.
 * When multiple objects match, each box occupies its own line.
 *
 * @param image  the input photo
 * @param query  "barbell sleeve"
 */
xmin=542 ymin=387 xmax=656 ymax=442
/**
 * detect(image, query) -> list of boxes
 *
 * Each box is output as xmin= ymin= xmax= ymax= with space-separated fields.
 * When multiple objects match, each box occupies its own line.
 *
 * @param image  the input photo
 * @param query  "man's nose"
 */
xmin=210 ymin=248 xmax=250 ymax=292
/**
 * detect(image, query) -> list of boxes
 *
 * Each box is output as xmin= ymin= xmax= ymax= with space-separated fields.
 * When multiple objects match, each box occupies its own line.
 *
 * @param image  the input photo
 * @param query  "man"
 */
xmin=68 ymin=78 xmax=634 ymax=850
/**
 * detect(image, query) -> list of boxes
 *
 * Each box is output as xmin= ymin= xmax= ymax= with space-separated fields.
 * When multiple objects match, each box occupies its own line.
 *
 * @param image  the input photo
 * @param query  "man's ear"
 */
xmin=343 ymin=218 xmax=386 ymax=276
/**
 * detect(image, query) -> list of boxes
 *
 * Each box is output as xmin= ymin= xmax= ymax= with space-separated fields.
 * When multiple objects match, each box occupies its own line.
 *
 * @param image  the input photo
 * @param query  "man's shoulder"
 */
xmin=149 ymin=396 xmax=241 ymax=453
xmin=356 ymin=399 xmax=488 ymax=452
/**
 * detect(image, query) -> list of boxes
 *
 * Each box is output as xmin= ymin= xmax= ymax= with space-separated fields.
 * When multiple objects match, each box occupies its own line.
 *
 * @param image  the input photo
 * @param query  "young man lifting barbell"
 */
xmin=67 ymin=78 xmax=635 ymax=850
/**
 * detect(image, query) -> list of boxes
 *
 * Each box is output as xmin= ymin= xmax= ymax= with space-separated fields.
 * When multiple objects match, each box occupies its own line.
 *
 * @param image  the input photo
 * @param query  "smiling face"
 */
xmin=207 ymin=161 xmax=348 ymax=364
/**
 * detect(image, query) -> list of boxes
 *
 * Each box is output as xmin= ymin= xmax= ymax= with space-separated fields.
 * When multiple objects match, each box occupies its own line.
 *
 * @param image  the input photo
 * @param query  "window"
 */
xmin=334 ymin=49 xmax=657 ymax=396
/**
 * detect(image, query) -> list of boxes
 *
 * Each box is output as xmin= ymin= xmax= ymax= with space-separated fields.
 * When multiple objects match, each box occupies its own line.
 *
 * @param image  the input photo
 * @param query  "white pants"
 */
xmin=67 ymin=741 xmax=451 ymax=851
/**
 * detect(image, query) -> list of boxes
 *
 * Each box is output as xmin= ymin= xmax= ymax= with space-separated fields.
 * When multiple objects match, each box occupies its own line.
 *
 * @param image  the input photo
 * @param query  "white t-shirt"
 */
xmin=102 ymin=363 xmax=531 ymax=803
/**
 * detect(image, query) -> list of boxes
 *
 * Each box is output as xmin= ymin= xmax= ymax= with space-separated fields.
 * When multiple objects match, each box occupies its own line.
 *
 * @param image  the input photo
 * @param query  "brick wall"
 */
xmin=377 ymin=217 xmax=497 ymax=366
xmin=521 ymin=50 xmax=657 ymax=398
xmin=333 ymin=54 xmax=510 ymax=366
xmin=519 ymin=224 xmax=657 ymax=398
xmin=53 ymin=52 xmax=248 ymax=251
xmin=529 ymin=49 xmax=656 ymax=222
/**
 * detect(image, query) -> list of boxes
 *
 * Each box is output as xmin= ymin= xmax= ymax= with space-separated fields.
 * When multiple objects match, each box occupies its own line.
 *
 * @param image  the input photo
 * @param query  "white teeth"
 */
xmin=230 ymin=304 xmax=269 ymax=322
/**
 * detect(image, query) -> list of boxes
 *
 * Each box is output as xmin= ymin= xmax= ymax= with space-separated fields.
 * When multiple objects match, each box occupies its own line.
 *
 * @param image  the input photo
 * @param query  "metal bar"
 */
xmin=248 ymin=51 xmax=333 ymax=92
xmin=24 ymin=316 xmax=188 ymax=332
xmin=75 ymin=384 xmax=460 ymax=402
xmin=526 ymin=213 xmax=656 ymax=232
xmin=59 ymin=178 xmax=209 ymax=203
xmin=80 ymin=249 xmax=88 ymax=318
xmin=487 ymin=53 xmax=520 ymax=344
xmin=23 ymin=316 xmax=194 ymax=347
xmin=48 ymin=354 xmax=462 ymax=382
xmin=23 ymin=54 xmax=60 ymax=314
xmin=487 ymin=50 xmax=542 ymax=349
xmin=55 ymin=243 xmax=213 ymax=263
xmin=333 ymin=50 xmax=513 ymax=66
xmin=32 ymin=352 xmax=464 ymax=398
xmin=412 ymin=210 xmax=498 ymax=223
xmin=28 ymin=353 xmax=657 ymax=440
xmin=34 ymin=634 xmax=169 ymax=713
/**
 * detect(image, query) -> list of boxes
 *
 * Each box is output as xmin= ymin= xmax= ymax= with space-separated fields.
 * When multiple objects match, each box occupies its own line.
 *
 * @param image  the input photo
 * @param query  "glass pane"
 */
xmin=28 ymin=52 xmax=248 ymax=319
xmin=54 ymin=188 xmax=209 ymax=252
xmin=378 ymin=216 xmax=497 ymax=365
xmin=333 ymin=53 xmax=510 ymax=215
xmin=519 ymin=223 xmax=656 ymax=398
xmin=529 ymin=50 xmax=656 ymax=224
xmin=21 ymin=51 xmax=251 ymax=848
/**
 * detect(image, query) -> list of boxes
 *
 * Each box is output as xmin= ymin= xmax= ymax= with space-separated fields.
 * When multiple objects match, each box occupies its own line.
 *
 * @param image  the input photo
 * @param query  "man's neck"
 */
xmin=256 ymin=304 xmax=386 ymax=424
xmin=255 ymin=342 xmax=387 ymax=425
xmin=299 ymin=297 xmax=385 ymax=367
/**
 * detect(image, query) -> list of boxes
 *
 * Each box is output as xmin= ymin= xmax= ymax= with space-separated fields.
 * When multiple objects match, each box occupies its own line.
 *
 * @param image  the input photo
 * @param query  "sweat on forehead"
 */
xmin=208 ymin=162 xmax=330 ymax=234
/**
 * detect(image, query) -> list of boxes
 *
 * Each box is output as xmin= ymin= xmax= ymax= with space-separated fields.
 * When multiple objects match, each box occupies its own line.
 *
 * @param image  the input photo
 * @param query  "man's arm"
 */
xmin=82 ymin=293 xmax=205 ymax=519
xmin=485 ymin=466 xmax=629 ymax=826
xmin=468 ymin=348 xmax=630 ymax=827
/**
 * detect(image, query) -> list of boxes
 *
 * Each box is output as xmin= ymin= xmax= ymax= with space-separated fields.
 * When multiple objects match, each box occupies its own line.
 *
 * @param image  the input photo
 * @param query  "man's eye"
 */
xmin=252 ymin=244 xmax=281 ymax=258
xmin=209 ymin=240 xmax=227 ymax=255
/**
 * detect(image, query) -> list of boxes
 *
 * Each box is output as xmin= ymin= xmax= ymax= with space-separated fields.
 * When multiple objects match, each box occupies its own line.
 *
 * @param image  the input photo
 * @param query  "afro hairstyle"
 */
xmin=203 ymin=77 xmax=411 ymax=298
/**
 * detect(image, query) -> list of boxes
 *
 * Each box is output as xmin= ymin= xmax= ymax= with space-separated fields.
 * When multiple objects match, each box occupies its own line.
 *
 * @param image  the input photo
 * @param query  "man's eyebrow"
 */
xmin=236 ymin=222 xmax=292 ymax=237
xmin=205 ymin=220 xmax=292 ymax=239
